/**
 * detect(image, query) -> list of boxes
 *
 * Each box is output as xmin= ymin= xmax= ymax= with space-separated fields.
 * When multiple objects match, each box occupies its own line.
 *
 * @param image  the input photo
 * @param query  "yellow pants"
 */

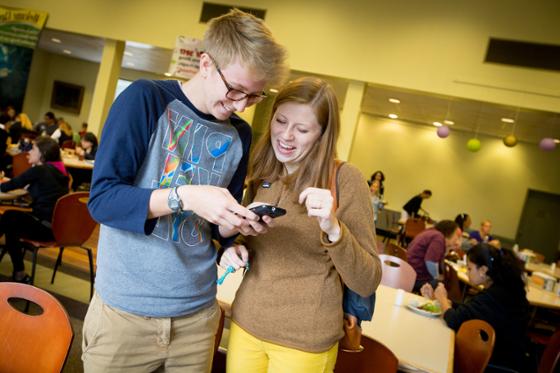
xmin=226 ymin=322 xmax=338 ymax=373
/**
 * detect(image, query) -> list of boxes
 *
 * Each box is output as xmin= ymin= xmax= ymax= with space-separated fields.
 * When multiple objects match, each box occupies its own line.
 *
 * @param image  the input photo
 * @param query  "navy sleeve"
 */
xmin=443 ymin=292 xmax=490 ymax=331
xmin=0 ymin=167 xmax=40 ymax=192
xmin=88 ymin=80 xmax=161 ymax=234
xmin=210 ymin=116 xmax=252 ymax=248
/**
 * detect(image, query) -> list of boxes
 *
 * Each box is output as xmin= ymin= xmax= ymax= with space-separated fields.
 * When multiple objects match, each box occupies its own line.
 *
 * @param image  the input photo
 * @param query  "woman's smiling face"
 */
xmin=270 ymin=102 xmax=322 ymax=174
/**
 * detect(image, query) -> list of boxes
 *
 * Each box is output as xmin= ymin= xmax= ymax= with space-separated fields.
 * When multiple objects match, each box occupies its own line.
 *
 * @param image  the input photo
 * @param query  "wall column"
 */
xmin=87 ymin=39 xmax=124 ymax=137
xmin=338 ymin=80 xmax=365 ymax=161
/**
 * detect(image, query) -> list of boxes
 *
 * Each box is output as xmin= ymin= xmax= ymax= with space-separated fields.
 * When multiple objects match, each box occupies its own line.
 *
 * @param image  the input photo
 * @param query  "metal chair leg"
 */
xmin=51 ymin=247 xmax=65 ymax=284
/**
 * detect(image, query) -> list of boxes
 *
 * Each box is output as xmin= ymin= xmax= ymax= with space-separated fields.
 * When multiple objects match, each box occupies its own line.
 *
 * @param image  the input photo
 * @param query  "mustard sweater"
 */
xmin=231 ymin=163 xmax=382 ymax=352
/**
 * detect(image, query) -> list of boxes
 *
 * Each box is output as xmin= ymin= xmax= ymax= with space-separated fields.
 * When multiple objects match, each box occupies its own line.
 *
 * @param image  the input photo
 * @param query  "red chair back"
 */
xmin=539 ymin=328 xmax=560 ymax=373
xmin=378 ymin=254 xmax=416 ymax=292
xmin=384 ymin=242 xmax=408 ymax=262
xmin=51 ymin=192 xmax=97 ymax=246
xmin=335 ymin=335 xmax=398 ymax=373
xmin=443 ymin=262 xmax=464 ymax=303
xmin=404 ymin=218 xmax=426 ymax=240
xmin=454 ymin=319 xmax=495 ymax=373
xmin=0 ymin=282 xmax=73 ymax=373
xmin=12 ymin=151 xmax=31 ymax=177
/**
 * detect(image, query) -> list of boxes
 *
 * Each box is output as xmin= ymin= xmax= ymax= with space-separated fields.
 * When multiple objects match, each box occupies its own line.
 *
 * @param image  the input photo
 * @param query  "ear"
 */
xmin=198 ymin=53 xmax=213 ymax=78
xmin=480 ymin=265 xmax=489 ymax=276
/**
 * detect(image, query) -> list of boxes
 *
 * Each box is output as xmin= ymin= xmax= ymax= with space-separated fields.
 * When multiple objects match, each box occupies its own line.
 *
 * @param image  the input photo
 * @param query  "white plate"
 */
xmin=406 ymin=300 xmax=442 ymax=317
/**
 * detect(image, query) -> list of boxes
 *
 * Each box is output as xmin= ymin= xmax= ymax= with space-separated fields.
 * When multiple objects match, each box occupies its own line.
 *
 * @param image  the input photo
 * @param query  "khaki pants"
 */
xmin=82 ymin=292 xmax=220 ymax=373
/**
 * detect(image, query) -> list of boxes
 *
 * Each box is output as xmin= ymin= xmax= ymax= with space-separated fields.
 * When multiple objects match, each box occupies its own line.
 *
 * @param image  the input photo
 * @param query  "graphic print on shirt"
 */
xmin=151 ymin=103 xmax=239 ymax=247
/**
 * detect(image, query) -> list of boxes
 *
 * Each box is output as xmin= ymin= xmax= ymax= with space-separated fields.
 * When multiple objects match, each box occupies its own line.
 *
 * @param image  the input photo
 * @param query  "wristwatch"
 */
xmin=168 ymin=186 xmax=183 ymax=213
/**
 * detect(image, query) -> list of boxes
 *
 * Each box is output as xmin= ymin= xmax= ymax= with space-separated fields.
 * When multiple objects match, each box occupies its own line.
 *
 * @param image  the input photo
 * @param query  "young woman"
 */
xmin=75 ymin=132 xmax=98 ymax=160
xmin=368 ymin=170 xmax=385 ymax=197
xmin=0 ymin=136 xmax=69 ymax=282
xmin=219 ymin=77 xmax=381 ymax=372
xmin=421 ymin=243 xmax=529 ymax=371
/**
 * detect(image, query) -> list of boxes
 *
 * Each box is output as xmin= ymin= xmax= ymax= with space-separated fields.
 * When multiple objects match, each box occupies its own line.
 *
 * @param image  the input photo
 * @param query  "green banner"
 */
xmin=0 ymin=6 xmax=48 ymax=49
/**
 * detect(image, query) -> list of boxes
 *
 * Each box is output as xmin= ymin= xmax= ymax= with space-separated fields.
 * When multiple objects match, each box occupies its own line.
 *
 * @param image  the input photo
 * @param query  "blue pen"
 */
xmin=217 ymin=266 xmax=235 ymax=285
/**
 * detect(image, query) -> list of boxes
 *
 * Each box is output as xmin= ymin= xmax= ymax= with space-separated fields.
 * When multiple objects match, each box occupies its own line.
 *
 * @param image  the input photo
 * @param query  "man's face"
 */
xmin=203 ymin=55 xmax=267 ymax=121
xmin=481 ymin=221 xmax=492 ymax=235
xmin=445 ymin=228 xmax=462 ymax=251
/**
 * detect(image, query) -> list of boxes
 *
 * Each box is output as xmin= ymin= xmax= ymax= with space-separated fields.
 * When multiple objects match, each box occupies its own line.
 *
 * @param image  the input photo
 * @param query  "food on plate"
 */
xmin=418 ymin=302 xmax=441 ymax=313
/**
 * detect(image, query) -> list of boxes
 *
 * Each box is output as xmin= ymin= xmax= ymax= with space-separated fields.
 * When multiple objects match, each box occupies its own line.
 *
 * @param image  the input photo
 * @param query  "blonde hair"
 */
xmin=204 ymin=9 xmax=288 ymax=87
xmin=247 ymin=77 xmax=340 ymax=199
xmin=58 ymin=120 xmax=73 ymax=136
xmin=16 ymin=113 xmax=33 ymax=130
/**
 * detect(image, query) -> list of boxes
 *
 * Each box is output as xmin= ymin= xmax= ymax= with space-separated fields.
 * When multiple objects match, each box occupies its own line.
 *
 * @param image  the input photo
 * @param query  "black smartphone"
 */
xmin=249 ymin=205 xmax=287 ymax=220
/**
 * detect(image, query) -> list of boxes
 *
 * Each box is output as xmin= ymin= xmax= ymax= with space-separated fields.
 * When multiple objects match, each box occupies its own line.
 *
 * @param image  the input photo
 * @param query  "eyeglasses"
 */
xmin=207 ymin=53 xmax=267 ymax=104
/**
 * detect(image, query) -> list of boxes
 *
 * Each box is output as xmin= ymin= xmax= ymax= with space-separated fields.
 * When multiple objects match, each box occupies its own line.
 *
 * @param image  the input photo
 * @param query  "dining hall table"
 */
xmin=216 ymin=266 xmax=454 ymax=373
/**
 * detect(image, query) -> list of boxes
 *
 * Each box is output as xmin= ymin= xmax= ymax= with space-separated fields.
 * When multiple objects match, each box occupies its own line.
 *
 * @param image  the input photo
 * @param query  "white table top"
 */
xmin=0 ymin=188 xmax=28 ymax=201
xmin=525 ymin=262 xmax=560 ymax=279
xmin=62 ymin=155 xmax=94 ymax=170
xmin=216 ymin=267 xmax=454 ymax=373
xmin=447 ymin=261 xmax=560 ymax=310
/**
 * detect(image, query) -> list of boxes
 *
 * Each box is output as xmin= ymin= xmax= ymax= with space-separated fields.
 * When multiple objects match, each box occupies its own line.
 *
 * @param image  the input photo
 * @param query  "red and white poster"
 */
xmin=167 ymin=36 xmax=203 ymax=80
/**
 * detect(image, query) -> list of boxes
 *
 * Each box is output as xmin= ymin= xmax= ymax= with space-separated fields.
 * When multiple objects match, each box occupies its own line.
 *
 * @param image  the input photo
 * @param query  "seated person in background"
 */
xmin=33 ymin=111 xmax=56 ymax=135
xmin=78 ymin=122 xmax=88 ymax=138
xmin=0 ymin=136 xmax=69 ymax=282
xmin=7 ymin=113 xmax=34 ymax=145
xmin=370 ymin=179 xmax=384 ymax=223
xmin=368 ymin=170 xmax=385 ymax=197
xmin=407 ymin=220 xmax=460 ymax=291
xmin=52 ymin=119 xmax=74 ymax=147
xmin=75 ymin=132 xmax=98 ymax=160
xmin=401 ymin=189 xmax=431 ymax=222
xmin=421 ymin=243 xmax=529 ymax=372
xmin=469 ymin=219 xmax=500 ymax=248
xmin=455 ymin=212 xmax=474 ymax=252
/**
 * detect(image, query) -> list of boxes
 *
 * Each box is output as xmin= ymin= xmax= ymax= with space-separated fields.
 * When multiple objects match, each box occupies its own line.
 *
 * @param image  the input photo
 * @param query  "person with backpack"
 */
xmin=219 ymin=77 xmax=381 ymax=372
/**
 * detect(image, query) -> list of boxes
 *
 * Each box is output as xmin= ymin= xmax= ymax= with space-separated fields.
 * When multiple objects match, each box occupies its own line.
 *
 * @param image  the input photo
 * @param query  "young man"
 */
xmin=84 ymin=10 xmax=287 ymax=372
xmin=406 ymin=220 xmax=460 ymax=292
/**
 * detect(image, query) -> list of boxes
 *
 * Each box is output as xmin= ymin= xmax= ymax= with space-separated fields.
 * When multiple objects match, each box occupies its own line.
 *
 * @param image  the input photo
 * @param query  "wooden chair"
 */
xmin=0 ymin=282 xmax=73 ymax=373
xmin=539 ymin=328 xmax=560 ymax=373
xmin=454 ymin=319 xmax=495 ymax=373
xmin=335 ymin=335 xmax=398 ymax=373
xmin=399 ymin=218 xmax=426 ymax=247
xmin=443 ymin=262 xmax=464 ymax=303
xmin=379 ymin=254 xmax=416 ymax=292
xmin=384 ymin=242 xmax=408 ymax=262
xmin=61 ymin=139 xmax=76 ymax=149
xmin=12 ymin=151 xmax=31 ymax=177
xmin=21 ymin=192 xmax=97 ymax=298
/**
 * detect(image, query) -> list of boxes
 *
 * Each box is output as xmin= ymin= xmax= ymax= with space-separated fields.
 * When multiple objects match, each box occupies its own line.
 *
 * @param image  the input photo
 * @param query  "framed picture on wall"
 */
xmin=50 ymin=80 xmax=84 ymax=114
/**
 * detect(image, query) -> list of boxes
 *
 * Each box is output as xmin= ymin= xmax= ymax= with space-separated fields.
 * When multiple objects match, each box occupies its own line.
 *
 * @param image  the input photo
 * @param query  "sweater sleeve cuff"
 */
xmin=320 ymin=223 xmax=346 ymax=247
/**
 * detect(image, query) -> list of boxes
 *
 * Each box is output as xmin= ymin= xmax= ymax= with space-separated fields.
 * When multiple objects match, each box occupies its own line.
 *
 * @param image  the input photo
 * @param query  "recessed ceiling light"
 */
xmin=126 ymin=62 xmax=135 ymax=67
xmin=443 ymin=120 xmax=454 ymax=125
xmin=126 ymin=41 xmax=154 ymax=49
xmin=433 ymin=121 xmax=443 ymax=127
xmin=124 ymin=51 xmax=133 ymax=57
xmin=388 ymin=98 xmax=400 ymax=104
xmin=501 ymin=118 xmax=515 ymax=123
xmin=63 ymin=49 xmax=71 ymax=54
xmin=269 ymin=88 xmax=279 ymax=93
xmin=51 ymin=38 xmax=61 ymax=43
xmin=388 ymin=113 xmax=398 ymax=119
xmin=555 ymin=139 xmax=560 ymax=144
xmin=164 ymin=72 xmax=172 ymax=77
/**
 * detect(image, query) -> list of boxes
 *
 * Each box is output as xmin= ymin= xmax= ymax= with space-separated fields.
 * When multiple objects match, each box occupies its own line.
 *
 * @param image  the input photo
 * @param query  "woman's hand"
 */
xmin=420 ymin=283 xmax=435 ymax=299
xmin=299 ymin=187 xmax=340 ymax=242
xmin=219 ymin=245 xmax=249 ymax=270
xmin=219 ymin=202 xmax=274 ymax=238
xmin=434 ymin=283 xmax=452 ymax=312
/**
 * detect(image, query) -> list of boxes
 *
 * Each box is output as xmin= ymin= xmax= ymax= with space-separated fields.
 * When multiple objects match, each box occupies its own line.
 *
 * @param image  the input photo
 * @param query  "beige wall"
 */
xmin=4 ymin=0 xmax=559 ymax=113
xmin=349 ymin=115 xmax=560 ymax=239
xmin=23 ymin=50 xmax=167 ymax=132
xmin=23 ymin=51 xmax=99 ymax=132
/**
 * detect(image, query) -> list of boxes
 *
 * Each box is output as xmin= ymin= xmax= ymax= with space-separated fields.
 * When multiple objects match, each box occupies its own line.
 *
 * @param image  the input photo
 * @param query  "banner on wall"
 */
xmin=167 ymin=36 xmax=203 ymax=80
xmin=0 ymin=6 xmax=48 ymax=112
xmin=0 ymin=6 xmax=48 ymax=48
